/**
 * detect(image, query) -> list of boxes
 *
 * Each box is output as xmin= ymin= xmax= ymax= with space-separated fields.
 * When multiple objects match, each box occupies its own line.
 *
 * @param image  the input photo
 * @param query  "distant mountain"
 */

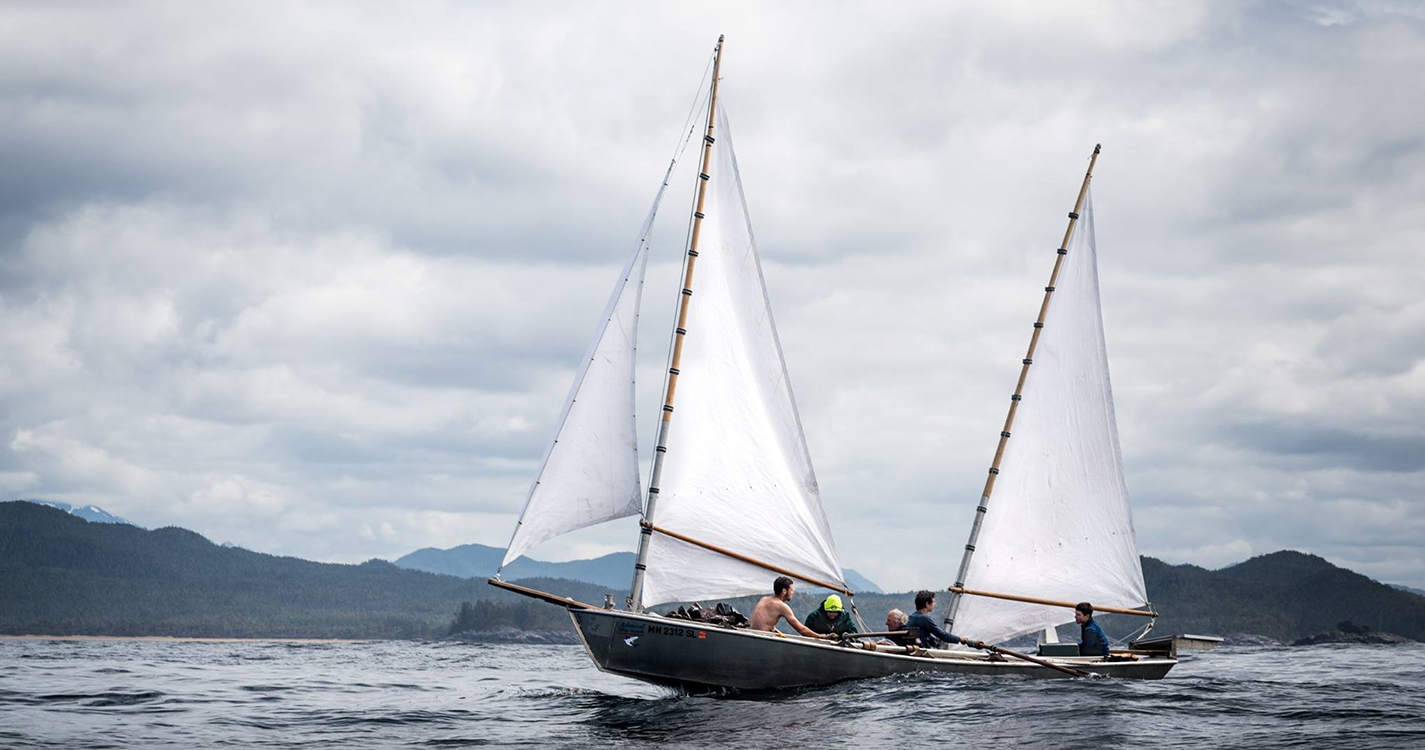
xmin=395 ymin=544 xmax=633 ymax=590
xmin=1141 ymin=551 xmax=1425 ymax=642
xmin=21 ymin=499 xmax=136 ymax=526
xmin=844 ymin=569 xmax=883 ymax=594
xmin=0 ymin=501 xmax=599 ymax=638
xmin=1391 ymin=584 xmax=1425 ymax=598
xmin=395 ymin=543 xmax=884 ymax=593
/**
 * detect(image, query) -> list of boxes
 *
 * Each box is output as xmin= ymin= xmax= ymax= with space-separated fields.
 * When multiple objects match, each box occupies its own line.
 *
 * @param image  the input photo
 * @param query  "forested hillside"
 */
xmin=4 ymin=501 xmax=1420 ymax=642
xmin=0 ymin=502 xmax=598 ymax=638
xmin=1141 ymin=552 xmax=1425 ymax=642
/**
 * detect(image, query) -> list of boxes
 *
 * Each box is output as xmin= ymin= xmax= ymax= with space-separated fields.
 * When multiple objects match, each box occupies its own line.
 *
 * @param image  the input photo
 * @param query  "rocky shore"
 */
xmin=1292 ymin=630 xmax=1413 ymax=646
xmin=1292 ymin=621 xmax=1415 ymax=646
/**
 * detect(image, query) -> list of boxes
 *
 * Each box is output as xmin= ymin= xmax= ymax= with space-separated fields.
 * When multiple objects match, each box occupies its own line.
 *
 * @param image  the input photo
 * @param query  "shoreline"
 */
xmin=0 ymin=635 xmax=375 ymax=643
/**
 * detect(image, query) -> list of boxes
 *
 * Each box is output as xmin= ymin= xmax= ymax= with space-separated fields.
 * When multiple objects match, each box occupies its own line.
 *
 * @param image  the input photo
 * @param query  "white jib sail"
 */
xmin=640 ymin=104 xmax=847 ymax=608
xmin=498 ymin=187 xmax=666 ymax=569
xmin=953 ymin=189 xmax=1149 ymax=645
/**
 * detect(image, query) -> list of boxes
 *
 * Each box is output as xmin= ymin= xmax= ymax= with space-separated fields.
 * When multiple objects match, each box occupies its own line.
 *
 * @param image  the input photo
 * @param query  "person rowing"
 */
xmin=904 ymin=590 xmax=963 ymax=649
xmin=1075 ymin=602 xmax=1110 ymax=656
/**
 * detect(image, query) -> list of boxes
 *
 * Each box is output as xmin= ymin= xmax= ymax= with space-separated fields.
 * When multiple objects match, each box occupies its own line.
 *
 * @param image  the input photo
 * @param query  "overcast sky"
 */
xmin=3 ymin=1 xmax=1422 ymax=591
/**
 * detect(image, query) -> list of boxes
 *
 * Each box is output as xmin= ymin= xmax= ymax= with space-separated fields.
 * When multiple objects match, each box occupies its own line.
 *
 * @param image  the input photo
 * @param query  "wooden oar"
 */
xmin=836 ymin=630 xmax=905 ymax=640
xmin=841 ymin=632 xmax=1089 ymax=677
xmin=959 ymin=637 xmax=1090 ymax=678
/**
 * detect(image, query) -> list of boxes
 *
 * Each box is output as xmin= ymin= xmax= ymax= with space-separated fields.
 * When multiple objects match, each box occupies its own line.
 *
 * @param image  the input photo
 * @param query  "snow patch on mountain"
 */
xmin=21 ymin=499 xmax=138 ymax=526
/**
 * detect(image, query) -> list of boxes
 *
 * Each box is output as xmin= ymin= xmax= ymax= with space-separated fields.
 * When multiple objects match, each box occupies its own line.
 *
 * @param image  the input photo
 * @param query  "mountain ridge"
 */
xmin=2 ymin=501 xmax=1420 ymax=642
xmin=21 ymin=498 xmax=136 ymax=526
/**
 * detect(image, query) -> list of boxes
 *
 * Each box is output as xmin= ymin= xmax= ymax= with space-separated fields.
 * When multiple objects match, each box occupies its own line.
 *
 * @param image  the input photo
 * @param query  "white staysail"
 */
xmin=639 ymin=105 xmax=847 ymax=607
xmin=498 ymin=191 xmax=665 ymax=569
xmin=953 ymin=190 xmax=1149 ymax=645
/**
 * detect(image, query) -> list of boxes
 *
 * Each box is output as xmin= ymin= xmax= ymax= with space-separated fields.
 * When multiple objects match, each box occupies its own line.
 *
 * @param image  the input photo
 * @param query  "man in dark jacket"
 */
xmin=1075 ymin=602 xmax=1109 ymax=656
xmin=804 ymin=594 xmax=858 ymax=636
xmin=904 ymin=590 xmax=963 ymax=649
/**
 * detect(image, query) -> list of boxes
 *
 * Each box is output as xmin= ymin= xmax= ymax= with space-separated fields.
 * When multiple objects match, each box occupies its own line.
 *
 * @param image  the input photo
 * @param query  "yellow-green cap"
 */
xmin=824 ymin=594 xmax=843 ymax=612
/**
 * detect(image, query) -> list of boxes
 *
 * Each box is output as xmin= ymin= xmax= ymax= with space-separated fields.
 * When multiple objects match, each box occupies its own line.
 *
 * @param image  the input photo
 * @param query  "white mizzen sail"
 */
xmin=639 ymin=105 xmax=847 ymax=607
xmin=953 ymin=190 xmax=1149 ymax=645
xmin=498 ymin=187 xmax=668 ymax=569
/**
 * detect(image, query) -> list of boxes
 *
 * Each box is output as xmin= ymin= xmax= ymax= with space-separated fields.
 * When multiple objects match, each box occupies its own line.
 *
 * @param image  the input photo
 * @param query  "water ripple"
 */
xmin=0 ymin=640 xmax=1421 ymax=748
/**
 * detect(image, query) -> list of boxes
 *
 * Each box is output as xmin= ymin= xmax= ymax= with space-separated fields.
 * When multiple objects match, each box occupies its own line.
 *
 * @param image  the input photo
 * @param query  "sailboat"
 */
xmin=488 ymin=37 xmax=1194 ymax=691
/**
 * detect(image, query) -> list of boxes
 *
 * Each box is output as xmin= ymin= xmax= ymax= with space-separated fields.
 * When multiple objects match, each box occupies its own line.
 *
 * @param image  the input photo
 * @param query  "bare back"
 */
xmin=748 ymin=595 xmax=824 ymax=638
xmin=748 ymin=595 xmax=795 ymax=632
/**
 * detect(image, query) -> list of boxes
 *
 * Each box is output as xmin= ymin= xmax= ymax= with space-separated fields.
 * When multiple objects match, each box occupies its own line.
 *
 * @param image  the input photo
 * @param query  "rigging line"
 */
xmin=628 ymin=36 xmax=725 ymax=611
xmin=643 ymin=72 xmax=716 ymax=505
xmin=497 ymin=192 xmax=658 ymax=576
xmin=638 ymin=53 xmax=716 ymax=484
xmin=499 ymin=57 xmax=715 ymax=578
xmin=666 ymin=49 xmax=717 ymax=162
xmin=1115 ymin=605 xmax=1158 ymax=647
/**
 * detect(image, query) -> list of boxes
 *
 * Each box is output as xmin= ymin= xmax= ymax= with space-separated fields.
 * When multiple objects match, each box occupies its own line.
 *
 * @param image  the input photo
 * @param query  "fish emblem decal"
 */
xmin=623 ymin=636 xmax=639 ymax=647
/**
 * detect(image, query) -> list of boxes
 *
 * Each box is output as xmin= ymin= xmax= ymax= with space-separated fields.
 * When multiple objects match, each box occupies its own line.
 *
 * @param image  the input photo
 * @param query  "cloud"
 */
xmin=1 ymin=1 xmax=1422 ymax=591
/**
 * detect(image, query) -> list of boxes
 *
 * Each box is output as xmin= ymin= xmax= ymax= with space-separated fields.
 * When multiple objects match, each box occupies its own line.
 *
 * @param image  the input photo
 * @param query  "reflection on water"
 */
xmin=1 ymin=639 xmax=1422 ymax=748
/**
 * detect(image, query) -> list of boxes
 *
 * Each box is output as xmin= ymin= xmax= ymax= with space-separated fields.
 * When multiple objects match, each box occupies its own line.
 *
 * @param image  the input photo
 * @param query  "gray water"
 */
xmin=2 ymin=639 xmax=1422 ymax=748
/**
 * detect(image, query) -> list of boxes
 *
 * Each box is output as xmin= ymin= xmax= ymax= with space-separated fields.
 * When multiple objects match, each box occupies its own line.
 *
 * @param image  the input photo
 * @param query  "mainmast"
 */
xmin=627 ymin=35 xmax=725 ymax=611
xmin=944 ymin=144 xmax=1102 ymax=631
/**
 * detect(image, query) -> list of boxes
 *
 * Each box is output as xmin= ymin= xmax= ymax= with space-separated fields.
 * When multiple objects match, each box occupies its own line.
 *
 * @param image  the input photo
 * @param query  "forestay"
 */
xmin=953 ymin=190 xmax=1149 ymax=645
xmin=639 ymin=105 xmax=847 ymax=607
xmin=498 ymin=186 xmax=667 ymax=569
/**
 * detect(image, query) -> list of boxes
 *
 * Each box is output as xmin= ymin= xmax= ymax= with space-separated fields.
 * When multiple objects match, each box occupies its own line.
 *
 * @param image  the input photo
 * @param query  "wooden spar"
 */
xmin=627 ymin=36 xmax=726 ymax=612
xmin=966 ymin=639 xmax=1090 ymax=678
xmin=642 ymin=521 xmax=855 ymax=597
xmin=487 ymin=578 xmax=598 ymax=610
xmin=839 ymin=630 xmax=907 ymax=640
xmin=841 ymin=628 xmax=1089 ymax=677
xmin=943 ymin=144 xmax=1102 ymax=632
xmin=949 ymin=585 xmax=1158 ymax=618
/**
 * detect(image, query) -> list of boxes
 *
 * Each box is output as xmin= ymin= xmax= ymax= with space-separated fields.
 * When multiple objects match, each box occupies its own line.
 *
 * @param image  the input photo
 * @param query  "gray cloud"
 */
xmin=1229 ymin=423 xmax=1425 ymax=472
xmin=1 ymin=0 xmax=1422 ymax=588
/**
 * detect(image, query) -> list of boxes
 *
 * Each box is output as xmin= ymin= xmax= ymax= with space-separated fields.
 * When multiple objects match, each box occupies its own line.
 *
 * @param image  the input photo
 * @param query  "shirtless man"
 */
xmin=747 ymin=576 xmax=831 ymax=639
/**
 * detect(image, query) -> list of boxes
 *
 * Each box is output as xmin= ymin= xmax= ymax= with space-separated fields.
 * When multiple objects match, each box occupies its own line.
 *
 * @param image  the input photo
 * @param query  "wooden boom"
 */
xmin=948 ymin=585 xmax=1158 ymax=618
xmin=643 ymin=521 xmax=854 ymax=597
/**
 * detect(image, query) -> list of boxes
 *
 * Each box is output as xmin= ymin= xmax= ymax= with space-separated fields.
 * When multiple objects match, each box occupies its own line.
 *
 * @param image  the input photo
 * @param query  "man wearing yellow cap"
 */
xmin=804 ymin=594 xmax=859 ymax=636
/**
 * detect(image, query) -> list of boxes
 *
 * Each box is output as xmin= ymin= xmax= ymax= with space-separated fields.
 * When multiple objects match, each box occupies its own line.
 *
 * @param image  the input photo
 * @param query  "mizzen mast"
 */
xmin=944 ymin=144 xmax=1102 ymax=631
xmin=627 ymin=35 xmax=725 ymax=611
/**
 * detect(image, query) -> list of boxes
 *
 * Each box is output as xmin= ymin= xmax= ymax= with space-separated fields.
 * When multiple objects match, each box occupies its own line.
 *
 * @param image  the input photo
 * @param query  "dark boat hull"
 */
xmin=569 ymin=608 xmax=1176 ymax=692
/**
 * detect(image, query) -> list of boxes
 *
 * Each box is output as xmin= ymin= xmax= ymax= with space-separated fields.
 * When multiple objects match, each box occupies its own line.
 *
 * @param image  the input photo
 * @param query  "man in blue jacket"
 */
xmin=1075 ymin=602 xmax=1109 ymax=656
xmin=904 ymin=590 xmax=963 ymax=649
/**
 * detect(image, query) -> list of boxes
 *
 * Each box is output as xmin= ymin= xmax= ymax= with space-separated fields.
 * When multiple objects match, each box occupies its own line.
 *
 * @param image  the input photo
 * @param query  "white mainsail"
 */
xmin=953 ymin=190 xmax=1149 ymax=645
xmin=639 ymin=104 xmax=847 ymax=608
xmin=498 ymin=189 xmax=666 ymax=569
